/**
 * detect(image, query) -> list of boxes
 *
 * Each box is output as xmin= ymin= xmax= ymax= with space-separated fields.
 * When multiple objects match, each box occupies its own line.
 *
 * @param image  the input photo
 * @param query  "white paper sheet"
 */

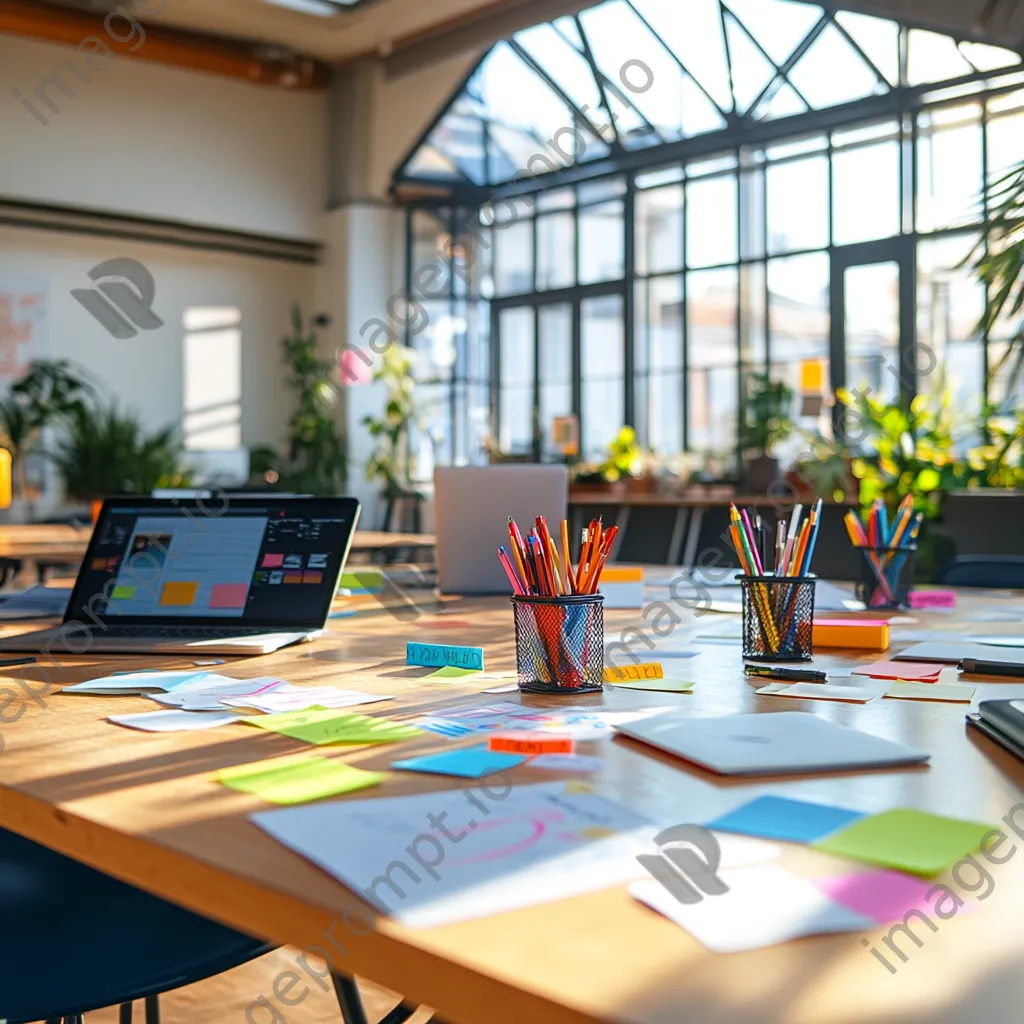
xmin=62 ymin=670 xmax=218 ymax=695
xmin=220 ymin=684 xmax=394 ymax=713
xmin=630 ymin=863 xmax=872 ymax=953
xmin=109 ymin=709 xmax=243 ymax=732
xmin=758 ymin=682 xmax=881 ymax=703
xmin=150 ymin=676 xmax=287 ymax=710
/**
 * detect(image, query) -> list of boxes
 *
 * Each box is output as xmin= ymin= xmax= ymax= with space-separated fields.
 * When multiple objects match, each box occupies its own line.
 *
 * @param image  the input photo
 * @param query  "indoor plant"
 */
xmin=362 ymin=344 xmax=418 ymax=502
xmin=739 ymin=373 xmax=794 ymax=492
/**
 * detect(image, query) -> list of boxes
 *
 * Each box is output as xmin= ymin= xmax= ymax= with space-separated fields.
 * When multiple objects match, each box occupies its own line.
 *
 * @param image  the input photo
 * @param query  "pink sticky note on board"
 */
xmin=910 ymin=590 xmax=957 ymax=609
xmin=210 ymin=583 xmax=249 ymax=609
xmin=262 ymin=553 xmax=285 ymax=569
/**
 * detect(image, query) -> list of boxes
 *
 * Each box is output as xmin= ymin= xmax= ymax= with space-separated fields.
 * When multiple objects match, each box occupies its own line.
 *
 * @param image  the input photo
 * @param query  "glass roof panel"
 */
xmin=515 ymin=24 xmax=605 ymax=121
xmin=908 ymin=29 xmax=976 ymax=86
xmin=404 ymin=145 xmax=462 ymax=181
xmin=426 ymin=113 xmax=487 ymax=183
xmin=633 ymin=0 xmax=732 ymax=112
xmin=724 ymin=0 xmax=822 ymax=66
xmin=553 ymin=14 xmax=585 ymax=51
xmin=725 ymin=12 xmax=781 ymax=113
xmin=958 ymin=40 xmax=1021 ymax=73
xmin=682 ymin=75 xmax=728 ymax=136
xmin=834 ymin=11 xmax=899 ymax=85
xmin=788 ymin=22 xmax=882 ymax=107
xmin=752 ymin=81 xmax=808 ymax=121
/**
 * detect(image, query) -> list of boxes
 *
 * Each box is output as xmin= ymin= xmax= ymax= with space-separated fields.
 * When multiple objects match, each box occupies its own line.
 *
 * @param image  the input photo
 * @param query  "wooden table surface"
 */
xmin=1 ymin=587 xmax=1023 ymax=1024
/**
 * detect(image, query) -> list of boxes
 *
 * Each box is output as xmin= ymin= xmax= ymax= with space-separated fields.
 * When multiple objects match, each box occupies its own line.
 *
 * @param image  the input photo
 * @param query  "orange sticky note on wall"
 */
xmin=487 ymin=732 xmax=574 ymax=756
xmin=604 ymin=662 xmax=664 ymax=683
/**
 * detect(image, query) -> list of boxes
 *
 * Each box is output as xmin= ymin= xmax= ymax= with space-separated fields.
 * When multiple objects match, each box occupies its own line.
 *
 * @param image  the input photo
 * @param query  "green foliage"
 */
xmin=599 ymin=426 xmax=642 ymax=482
xmin=51 ymin=402 xmax=192 ymax=498
xmin=739 ymin=373 xmax=795 ymax=456
xmin=256 ymin=305 xmax=346 ymax=495
xmin=363 ymin=345 xmax=417 ymax=499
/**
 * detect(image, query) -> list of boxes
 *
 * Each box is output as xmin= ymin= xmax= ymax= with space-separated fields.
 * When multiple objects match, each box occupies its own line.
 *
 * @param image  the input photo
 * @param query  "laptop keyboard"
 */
xmin=100 ymin=625 xmax=271 ymax=639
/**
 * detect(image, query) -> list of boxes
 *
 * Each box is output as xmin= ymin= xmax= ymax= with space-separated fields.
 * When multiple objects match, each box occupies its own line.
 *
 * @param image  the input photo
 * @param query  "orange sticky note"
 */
xmin=487 ymin=732 xmax=574 ymax=756
xmin=604 ymin=662 xmax=663 ymax=683
xmin=160 ymin=581 xmax=198 ymax=606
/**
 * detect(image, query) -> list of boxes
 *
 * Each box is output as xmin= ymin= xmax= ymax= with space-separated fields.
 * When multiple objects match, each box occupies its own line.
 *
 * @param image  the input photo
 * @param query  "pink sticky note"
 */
xmin=262 ymin=553 xmax=284 ymax=569
xmin=853 ymin=659 xmax=944 ymax=682
xmin=813 ymin=870 xmax=935 ymax=924
xmin=909 ymin=590 xmax=957 ymax=610
xmin=210 ymin=583 xmax=249 ymax=609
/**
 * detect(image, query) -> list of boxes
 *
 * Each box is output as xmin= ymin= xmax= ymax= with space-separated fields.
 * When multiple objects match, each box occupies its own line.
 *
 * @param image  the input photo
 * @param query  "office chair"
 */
xmin=939 ymin=556 xmax=1024 ymax=590
xmin=0 ymin=827 xmax=423 ymax=1024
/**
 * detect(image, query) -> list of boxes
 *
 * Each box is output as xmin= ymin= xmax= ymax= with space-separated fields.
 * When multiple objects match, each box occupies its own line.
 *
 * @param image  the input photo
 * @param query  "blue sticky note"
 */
xmin=392 ymin=746 xmax=525 ymax=779
xmin=407 ymin=642 xmax=484 ymax=671
xmin=707 ymin=795 xmax=865 ymax=845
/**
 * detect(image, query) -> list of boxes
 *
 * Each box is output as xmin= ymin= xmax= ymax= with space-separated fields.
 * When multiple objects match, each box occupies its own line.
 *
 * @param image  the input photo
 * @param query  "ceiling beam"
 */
xmin=0 ymin=0 xmax=329 ymax=89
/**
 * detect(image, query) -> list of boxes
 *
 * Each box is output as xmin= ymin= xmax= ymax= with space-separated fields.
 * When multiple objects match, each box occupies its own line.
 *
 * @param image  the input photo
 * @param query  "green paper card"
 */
xmin=606 ymin=678 xmax=695 ymax=693
xmin=217 ymin=754 xmax=387 ymax=804
xmin=425 ymin=666 xmax=483 ymax=680
xmin=242 ymin=706 xmax=422 ymax=746
xmin=813 ymin=808 xmax=993 ymax=877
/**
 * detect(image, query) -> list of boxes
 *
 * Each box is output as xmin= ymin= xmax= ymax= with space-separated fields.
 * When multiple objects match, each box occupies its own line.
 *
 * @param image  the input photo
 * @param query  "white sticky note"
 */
xmin=482 ymin=683 xmax=521 ymax=694
xmin=762 ymin=682 xmax=879 ymax=703
xmin=109 ymin=709 xmax=243 ymax=732
xmin=885 ymin=681 xmax=977 ymax=703
xmin=630 ymin=863 xmax=872 ymax=953
xmin=528 ymin=754 xmax=604 ymax=772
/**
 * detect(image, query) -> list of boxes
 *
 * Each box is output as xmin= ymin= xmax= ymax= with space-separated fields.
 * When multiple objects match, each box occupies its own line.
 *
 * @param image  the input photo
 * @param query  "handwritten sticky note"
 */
xmin=407 ymin=642 xmax=484 ymax=671
xmin=606 ymin=677 xmax=695 ymax=693
xmin=853 ymin=659 xmax=944 ymax=682
xmin=392 ymin=746 xmax=526 ymax=778
xmin=813 ymin=808 xmax=994 ymax=877
xmin=885 ymin=681 xmax=977 ymax=703
xmin=604 ymin=662 xmax=663 ymax=683
xmin=707 ymin=795 xmax=865 ymax=845
xmin=487 ymin=732 xmax=574 ymax=755
xmin=762 ymin=682 xmax=879 ymax=703
xmin=241 ymin=707 xmax=422 ymax=746
xmin=424 ymin=666 xmax=483 ymax=680
xmin=217 ymin=754 xmax=387 ymax=804
xmin=909 ymin=590 xmax=957 ymax=610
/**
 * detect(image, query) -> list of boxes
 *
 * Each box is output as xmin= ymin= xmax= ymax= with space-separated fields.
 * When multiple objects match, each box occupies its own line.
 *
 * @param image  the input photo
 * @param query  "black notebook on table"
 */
xmin=967 ymin=700 xmax=1024 ymax=763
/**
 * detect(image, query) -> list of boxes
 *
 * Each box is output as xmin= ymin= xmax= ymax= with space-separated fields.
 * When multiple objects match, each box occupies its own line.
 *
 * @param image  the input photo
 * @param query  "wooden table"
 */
xmin=1 ymin=588 xmax=1023 ymax=1023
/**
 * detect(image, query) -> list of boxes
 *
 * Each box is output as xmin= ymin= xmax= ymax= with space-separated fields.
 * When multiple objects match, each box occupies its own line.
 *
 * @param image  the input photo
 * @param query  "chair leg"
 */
xmin=332 ymin=974 xmax=369 ymax=1024
xmin=144 ymin=995 xmax=160 ymax=1024
xmin=119 ymin=1004 xmax=133 ymax=1024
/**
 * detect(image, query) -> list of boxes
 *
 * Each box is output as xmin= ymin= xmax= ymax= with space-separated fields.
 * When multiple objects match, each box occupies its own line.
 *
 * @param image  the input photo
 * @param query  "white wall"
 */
xmin=0 ymin=33 xmax=326 ymax=238
xmin=0 ymin=225 xmax=314 ymax=486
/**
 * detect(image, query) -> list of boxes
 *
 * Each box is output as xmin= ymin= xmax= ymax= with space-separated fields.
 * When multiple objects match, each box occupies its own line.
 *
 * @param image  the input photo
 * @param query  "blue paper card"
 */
xmin=407 ymin=642 xmax=484 ymax=671
xmin=392 ymin=746 xmax=525 ymax=779
xmin=707 ymin=795 xmax=865 ymax=845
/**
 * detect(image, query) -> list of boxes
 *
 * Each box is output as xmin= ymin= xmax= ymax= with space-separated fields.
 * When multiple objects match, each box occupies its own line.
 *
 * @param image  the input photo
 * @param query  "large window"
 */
xmin=396 ymin=0 xmax=1024 ymax=469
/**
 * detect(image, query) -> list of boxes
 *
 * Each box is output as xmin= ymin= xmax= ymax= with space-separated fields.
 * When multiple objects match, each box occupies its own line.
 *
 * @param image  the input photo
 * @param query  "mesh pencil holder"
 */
xmin=512 ymin=594 xmax=604 ymax=694
xmin=740 ymin=575 xmax=817 ymax=662
xmin=854 ymin=545 xmax=917 ymax=610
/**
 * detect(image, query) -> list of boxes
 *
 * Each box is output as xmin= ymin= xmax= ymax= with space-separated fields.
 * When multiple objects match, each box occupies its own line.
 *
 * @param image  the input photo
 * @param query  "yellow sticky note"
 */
xmin=217 ymin=754 xmax=387 ymax=804
xmin=607 ymin=678 xmax=695 ymax=693
xmin=241 ymin=706 xmax=422 ymax=746
xmin=604 ymin=662 xmax=664 ymax=683
xmin=425 ymin=666 xmax=483 ymax=680
xmin=566 ymin=781 xmax=596 ymax=795
xmin=885 ymin=681 xmax=977 ymax=703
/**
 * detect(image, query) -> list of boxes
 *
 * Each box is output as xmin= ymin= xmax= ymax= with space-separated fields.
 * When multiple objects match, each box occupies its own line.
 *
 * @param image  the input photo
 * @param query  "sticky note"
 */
xmin=217 ymin=754 xmax=387 ymax=804
xmin=209 ymin=583 xmax=248 ymax=609
xmin=707 ymin=795 xmax=865 ymax=845
xmin=812 ymin=870 xmax=940 ymax=925
xmin=407 ymin=642 xmax=484 ymax=671
xmin=159 ymin=581 xmax=198 ymax=606
xmin=853 ymin=660 xmax=943 ymax=682
xmin=111 ymin=585 xmax=136 ymax=600
xmin=392 ymin=746 xmax=526 ymax=778
xmin=339 ymin=568 xmax=384 ymax=592
xmin=909 ymin=590 xmax=957 ymax=609
xmin=885 ymin=681 xmax=977 ymax=703
xmin=424 ymin=666 xmax=483 ymax=680
xmin=813 ymin=808 xmax=994 ymax=877
xmin=487 ymin=732 xmax=574 ymax=755
xmin=606 ymin=678 xmax=695 ymax=693
xmin=528 ymin=753 xmax=603 ymax=772
xmin=603 ymin=662 xmax=663 ymax=682
xmin=241 ymin=707 xmax=422 ymax=746
xmin=262 ymin=553 xmax=285 ymax=568
xmin=762 ymin=682 xmax=879 ymax=702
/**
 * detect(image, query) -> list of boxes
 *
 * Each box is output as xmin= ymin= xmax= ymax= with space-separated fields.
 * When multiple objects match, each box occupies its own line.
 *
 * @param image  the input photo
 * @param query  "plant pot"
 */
xmin=744 ymin=455 xmax=779 ymax=494
xmin=571 ymin=477 xmax=624 ymax=497
xmin=625 ymin=473 xmax=658 ymax=495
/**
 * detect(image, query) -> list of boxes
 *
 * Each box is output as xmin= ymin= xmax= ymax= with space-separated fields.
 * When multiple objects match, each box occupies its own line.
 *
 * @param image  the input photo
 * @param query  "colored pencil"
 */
xmin=560 ymin=519 xmax=576 ymax=594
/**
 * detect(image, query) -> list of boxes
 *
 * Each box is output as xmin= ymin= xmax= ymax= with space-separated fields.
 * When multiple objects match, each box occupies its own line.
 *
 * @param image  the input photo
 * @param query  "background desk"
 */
xmin=0 ymin=592 xmax=1022 ymax=1023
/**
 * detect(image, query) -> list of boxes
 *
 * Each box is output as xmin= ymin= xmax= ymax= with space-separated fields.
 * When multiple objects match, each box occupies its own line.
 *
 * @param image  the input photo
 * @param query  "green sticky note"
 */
xmin=425 ymin=666 xmax=484 ymax=680
xmin=813 ymin=808 xmax=994 ymax=877
xmin=111 ymin=585 xmax=136 ymax=599
xmin=217 ymin=754 xmax=387 ymax=804
xmin=606 ymin=678 xmax=695 ymax=693
xmin=241 ymin=706 xmax=422 ymax=746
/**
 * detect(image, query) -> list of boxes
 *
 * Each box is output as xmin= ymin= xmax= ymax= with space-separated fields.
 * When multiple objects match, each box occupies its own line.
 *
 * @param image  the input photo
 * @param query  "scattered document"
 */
xmin=812 ymin=808 xmax=993 ymax=877
xmin=482 ymin=683 xmax=521 ymax=694
xmin=217 ymin=754 xmax=387 ymax=805
xmin=62 ymin=670 xmax=216 ymax=696
xmin=606 ymin=678 xmax=695 ymax=693
xmin=392 ymin=747 xmax=527 ymax=778
xmin=757 ymin=682 xmax=879 ymax=703
xmin=222 ymin=684 xmax=394 ymax=714
xmin=109 ymin=709 xmax=243 ymax=732
xmin=885 ymin=681 xmax=977 ymax=703
xmin=707 ymin=795 xmax=865 ymax=845
xmin=527 ymin=754 xmax=604 ymax=773
xmin=149 ymin=676 xmax=285 ymax=711
xmin=241 ymin=707 xmax=422 ymax=746
xmin=252 ymin=782 xmax=657 ymax=929
xmin=631 ymin=864 xmax=872 ymax=954
xmin=0 ymin=585 xmax=71 ymax=620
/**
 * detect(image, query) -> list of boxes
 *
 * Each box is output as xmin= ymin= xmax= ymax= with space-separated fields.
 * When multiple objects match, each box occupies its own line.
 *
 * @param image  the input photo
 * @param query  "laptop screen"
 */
xmin=66 ymin=496 xmax=360 ymax=629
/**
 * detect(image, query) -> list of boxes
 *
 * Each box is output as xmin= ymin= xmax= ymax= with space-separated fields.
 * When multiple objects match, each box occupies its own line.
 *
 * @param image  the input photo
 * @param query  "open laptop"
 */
xmin=0 ymin=496 xmax=359 ymax=656
xmin=434 ymin=465 xmax=568 ymax=594
xmin=614 ymin=711 xmax=930 ymax=775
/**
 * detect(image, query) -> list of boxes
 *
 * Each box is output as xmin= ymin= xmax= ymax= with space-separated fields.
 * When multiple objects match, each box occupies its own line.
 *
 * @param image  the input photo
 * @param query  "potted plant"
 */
xmin=362 ymin=344 xmax=418 ymax=504
xmin=739 ymin=373 xmax=794 ymax=493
